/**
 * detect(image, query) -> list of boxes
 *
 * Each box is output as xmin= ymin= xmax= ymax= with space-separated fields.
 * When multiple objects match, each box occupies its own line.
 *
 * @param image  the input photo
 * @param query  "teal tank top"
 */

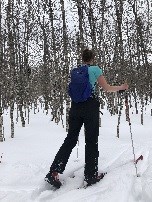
xmin=88 ymin=65 xmax=103 ymax=91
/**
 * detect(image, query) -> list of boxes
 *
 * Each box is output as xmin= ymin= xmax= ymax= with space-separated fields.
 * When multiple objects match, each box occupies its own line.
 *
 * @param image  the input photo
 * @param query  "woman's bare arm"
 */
xmin=97 ymin=75 xmax=128 ymax=92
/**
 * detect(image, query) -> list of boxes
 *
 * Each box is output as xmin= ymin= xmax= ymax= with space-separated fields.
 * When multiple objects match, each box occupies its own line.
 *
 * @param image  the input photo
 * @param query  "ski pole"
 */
xmin=74 ymin=137 xmax=79 ymax=162
xmin=119 ymin=90 xmax=142 ymax=177
xmin=124 ymin=91 xmax=139 ymax=177
xmin=117 ymin=91 xmax=124 ymax=138
xmin=77 ymin=137 xmax=79 ymax=160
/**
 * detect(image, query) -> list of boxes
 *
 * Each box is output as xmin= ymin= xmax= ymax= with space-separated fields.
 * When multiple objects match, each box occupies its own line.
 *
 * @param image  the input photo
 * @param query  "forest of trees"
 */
xmin=0 ymin=0 xmax=151 ymax=141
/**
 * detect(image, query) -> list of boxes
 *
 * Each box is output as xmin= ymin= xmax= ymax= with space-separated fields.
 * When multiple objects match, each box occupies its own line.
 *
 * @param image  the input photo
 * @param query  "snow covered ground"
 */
xmin=0 ymin=100 xmax=152 ymax=202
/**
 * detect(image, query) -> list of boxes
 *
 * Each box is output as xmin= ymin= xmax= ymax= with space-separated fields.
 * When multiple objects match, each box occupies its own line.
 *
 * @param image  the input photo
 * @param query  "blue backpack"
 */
xmin=68 ymin=65 xmax=93 ymax=103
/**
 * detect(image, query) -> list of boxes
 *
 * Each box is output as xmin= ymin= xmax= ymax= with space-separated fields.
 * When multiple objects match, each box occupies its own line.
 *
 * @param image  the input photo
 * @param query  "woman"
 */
xmin=45 ymin=49 xmax=128 ymax=188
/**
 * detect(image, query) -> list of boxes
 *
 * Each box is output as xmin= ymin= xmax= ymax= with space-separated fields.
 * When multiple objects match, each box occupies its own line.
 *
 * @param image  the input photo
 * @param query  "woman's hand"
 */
xmin=120 ymin=83 xmax=129 ymax=91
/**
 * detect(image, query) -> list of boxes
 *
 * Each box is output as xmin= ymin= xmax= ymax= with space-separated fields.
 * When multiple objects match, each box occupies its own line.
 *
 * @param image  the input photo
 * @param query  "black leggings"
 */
xmin=50 ymin=96 xmax=100 ymax=180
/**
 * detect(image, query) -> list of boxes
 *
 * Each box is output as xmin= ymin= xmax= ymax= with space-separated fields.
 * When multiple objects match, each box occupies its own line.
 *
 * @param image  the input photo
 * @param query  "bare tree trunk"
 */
xmin=97 ymin=0 xmax=106 ymax=65
xmin=0 ymin=112 xmax=4 ymax=142
xmin=7 ymin=0 xmax=16 ymax=137
xmin=76 ymin=0 xmax=84 ymax=63
xmin=10 ymin=102 xmax=14 ymax=138
xmin=0 ymin=0 xmax=4 ymax=141
xmin=113 ymin=0 xmax=125 ymax=82
xmin=38 ymin=15 xmax=51 ymax=111
xmin=60 ymin=0 xmax=70 ymax=131
xmin=141 ymin=97 xmax=144 ymax=125
xmin=15 ymin=7 xmax=26 ymax=127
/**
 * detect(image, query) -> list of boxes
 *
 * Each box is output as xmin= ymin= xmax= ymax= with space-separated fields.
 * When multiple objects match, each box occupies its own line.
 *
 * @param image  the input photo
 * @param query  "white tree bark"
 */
xmin=0 ymin=114 xmax=4 ymax=142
